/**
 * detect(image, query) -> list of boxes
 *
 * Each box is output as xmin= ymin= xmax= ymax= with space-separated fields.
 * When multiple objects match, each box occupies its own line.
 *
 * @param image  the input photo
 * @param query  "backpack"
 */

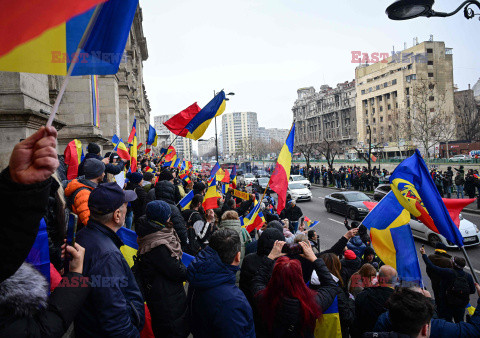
xmin=446 ymin=270 xmax=470 ymax=307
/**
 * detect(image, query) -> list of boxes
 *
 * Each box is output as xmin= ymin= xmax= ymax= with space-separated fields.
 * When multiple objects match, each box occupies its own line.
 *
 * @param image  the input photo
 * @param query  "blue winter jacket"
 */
xmin=75 ymin=220 xmax=145 ymax=337
xmin=187 ymin=246 xmax=255 ymax=338
xmin=373 ymin=298 xmax=480 ymax=337
xmin=347 ymin=235 xmax=366 ymax=258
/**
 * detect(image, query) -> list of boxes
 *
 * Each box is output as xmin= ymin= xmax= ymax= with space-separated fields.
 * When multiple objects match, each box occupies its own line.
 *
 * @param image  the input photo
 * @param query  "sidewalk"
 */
xmin=310 ymin=183 xmax=480 ymax=215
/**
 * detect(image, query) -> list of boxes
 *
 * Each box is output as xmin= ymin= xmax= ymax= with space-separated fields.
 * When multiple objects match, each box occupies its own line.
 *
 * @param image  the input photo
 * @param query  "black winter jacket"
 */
xmin=351 ymin=286 xmax=394 ymax=337
xmin=135 ymin=217 xmax=189 ymax=338
xmin=126 ymin=181 xmax=148 ymax=221
xmin=0 ymin=263 xmax=91 ymax=338
xmin=252 ymin=257 xmax=337 ymax=338
xmin=0 ymin=168 xmax=52 ymax=284
xmin=340 ymin=257 xmax=362 ymax=288
xmin=155 ymin=180 xmax=188 ymax=248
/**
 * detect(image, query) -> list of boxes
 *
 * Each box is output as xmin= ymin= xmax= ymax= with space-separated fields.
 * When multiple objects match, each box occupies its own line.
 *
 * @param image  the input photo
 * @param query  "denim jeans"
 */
xmin=456 ymin=185 xmax=464 ymax=199
xmin=125 ymin=210 xmax=133 ymax=229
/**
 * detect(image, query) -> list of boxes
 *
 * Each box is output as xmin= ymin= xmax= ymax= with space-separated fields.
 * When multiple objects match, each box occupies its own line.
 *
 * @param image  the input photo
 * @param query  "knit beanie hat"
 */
xmin=130 ymin=172 xmax=143 ymax=184
xmin=158 ymin=170 xmax=174 ymax=182
xmin=87 ymin=142 xmax=101 ymax=155
xmin=344 ymin=249 xmax=357 ymax=260
xmin=83 ymin=158 xmax=105 ymax=179
xmin=146 ymin=200 xmax=172 ymax=225
xmin=143 ymin=172 xmax=154 ymax=182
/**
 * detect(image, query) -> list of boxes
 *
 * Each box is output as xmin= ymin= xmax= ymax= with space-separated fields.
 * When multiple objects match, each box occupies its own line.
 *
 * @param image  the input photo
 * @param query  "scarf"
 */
xmin=137 ymin=226 xmax=183 ymax=260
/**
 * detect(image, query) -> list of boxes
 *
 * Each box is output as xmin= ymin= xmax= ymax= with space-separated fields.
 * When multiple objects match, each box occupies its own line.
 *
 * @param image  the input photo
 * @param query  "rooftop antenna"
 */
xmin=404 ymin=42 xmax=407 ymax=50
xmin=413 ymin=37 xmax=416 ymax=47
xmin=415 ymin=37 xmax=419 ymax=45
xmin=429 ymin=34 xmax=434 ymax=41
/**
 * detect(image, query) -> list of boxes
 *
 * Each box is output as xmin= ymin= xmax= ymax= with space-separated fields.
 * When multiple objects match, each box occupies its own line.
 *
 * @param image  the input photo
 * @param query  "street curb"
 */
xmin=310 ymin=183 xmax=480 ymax=215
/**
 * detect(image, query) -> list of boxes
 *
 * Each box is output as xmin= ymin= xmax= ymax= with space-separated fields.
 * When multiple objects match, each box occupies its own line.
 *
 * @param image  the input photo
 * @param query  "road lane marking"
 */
xmin=318 ymin=197 xmax=324 ymax=199
xmin=464 ymin=266 xmax=480 ymax=274
xmin=328 ymin=218 xmax=344 ymax=225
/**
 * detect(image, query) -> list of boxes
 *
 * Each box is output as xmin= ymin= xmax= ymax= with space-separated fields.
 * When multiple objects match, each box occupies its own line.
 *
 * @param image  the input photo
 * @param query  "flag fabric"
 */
xmin=0 ymin=0 xmax=104 ymax=58
xmin=173 ymin=157 xmax=181 ymax=169
xmin=0 ymin=0 xmax=138 ymax=75
xmin=390 ymin=150 xmax=464 ymax=247
xmin=442 ymin=198 xmax=476 ymax=227
xmin=180 ymin=161 xmax=186 ymax=172
xmin=64 ymin=139 xmax=84 ymax=179
xmin=370 ymin=153 xmax=377 ymax=162
xmin=221 ymin=169 xmax=230 ymax=183
xmin=91 ymin=75 xmax=100 ymax=126
xmin=145 ymin=166 xmax=154 ymax=173
xmin=269 ymin=124 xmax=295 ymax=214
xmin=231 ymin=165 xmax=237 ymax=189
xmin=305 ymin=217 xmax=319 ymax=229
xmin=25 ymin=219 xmax=51 ymax=286
xmin=163 ymin=91 xmax=226 ymax=140
xmin=362 ymin=191 xmax=422 ymax=285
xmin=240 ymin=200 xmax=266 ymax=233
xmin=178 ymin=191 xmax=194 ymax=210
xmin=128 ymin=118 xmax=137 ymax=143
xmin=209 ymin=162 xmax=220 ymax=180
xmin=179 ymin=172 xmax=191 ymax=184
xmin=116 ymin=226 xmax=139 ymax=268
xmin=129 ymin=120 xmax=138 ymax=172
xmin=203 ymin=178 xmax=220 ymax=210
xmin=163 ymin=154 xmax=176 ymax=168
xmin=222 ymin=183 xmax=229 ymax=195
xmin=112 ymin=134 xmax=120 ymax=146
xmin=314 ymin=296 xmax=341 ymax=337
xmin=165 ymin=146 xmax=176 ymax=162
xmin=216 ymin=168 xmax=225 ymax=182
xmin=114 ymin=138 xmax=131 ymax=161
xmin=137 ymin=143 xmax=143 ymax=150
xmin=163 ymin=103 xmax=202 ymax=136
xmin=147 ymin=125 xmax=158 ymax=146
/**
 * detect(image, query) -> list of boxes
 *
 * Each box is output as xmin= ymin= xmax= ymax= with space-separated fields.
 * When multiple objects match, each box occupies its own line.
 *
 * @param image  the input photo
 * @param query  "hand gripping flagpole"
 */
xmin=46 ymin=4 xmax=104 ymax=127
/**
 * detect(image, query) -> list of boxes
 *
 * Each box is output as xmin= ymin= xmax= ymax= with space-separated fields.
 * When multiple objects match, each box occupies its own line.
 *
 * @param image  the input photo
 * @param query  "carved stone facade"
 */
xmin=0 ymin=5 xmax=150 ymax=170
xmin=292 ymin=81 xmax=357 ymax=156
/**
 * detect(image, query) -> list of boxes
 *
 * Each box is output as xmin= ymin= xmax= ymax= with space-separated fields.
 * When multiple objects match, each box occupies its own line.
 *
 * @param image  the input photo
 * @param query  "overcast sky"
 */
xmin=141 ymin=0 xmax=479 ymax=140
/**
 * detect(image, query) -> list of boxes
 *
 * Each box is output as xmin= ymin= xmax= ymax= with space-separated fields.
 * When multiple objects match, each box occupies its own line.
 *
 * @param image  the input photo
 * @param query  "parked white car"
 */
xmin=290 ymin=175 xmax=311 ymax=189
xmin=410 ymin=214 xmax=480 ymax=248
xmin=288 ymin=182 xmax=312 ymax=201
xmin=243 ymin=173 xmax=256 ymax=185
xmin=449 ymin=154 xmax=469 ymax=162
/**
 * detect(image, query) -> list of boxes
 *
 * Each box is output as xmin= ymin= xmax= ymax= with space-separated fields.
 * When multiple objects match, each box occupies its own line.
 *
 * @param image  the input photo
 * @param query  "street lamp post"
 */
xmin=386 ymin=0 xmax=480 ymax=21
xmin=213 ymin=90 xmax=235 ymax=163
xmin=367 ymin=125 xmax=372 ymax=174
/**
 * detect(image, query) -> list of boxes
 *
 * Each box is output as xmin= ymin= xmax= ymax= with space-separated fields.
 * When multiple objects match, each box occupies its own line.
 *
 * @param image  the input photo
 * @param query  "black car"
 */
xmin=253 ymin=177 xmax=272 ymax=193
xmin=324 ymin=191 xmax=371 ymax=220
xmin=255 ymin=170 xmax=270 ymax=178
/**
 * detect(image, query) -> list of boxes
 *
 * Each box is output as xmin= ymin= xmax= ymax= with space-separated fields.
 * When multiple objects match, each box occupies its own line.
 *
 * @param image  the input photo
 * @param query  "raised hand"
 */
xmin=9 ymin=126 xmax=59 ymax=184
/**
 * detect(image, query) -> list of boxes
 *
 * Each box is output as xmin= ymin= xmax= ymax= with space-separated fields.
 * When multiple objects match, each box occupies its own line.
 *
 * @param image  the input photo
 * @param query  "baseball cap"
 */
xmin=89 ymin=182 xmax=137 ymax=215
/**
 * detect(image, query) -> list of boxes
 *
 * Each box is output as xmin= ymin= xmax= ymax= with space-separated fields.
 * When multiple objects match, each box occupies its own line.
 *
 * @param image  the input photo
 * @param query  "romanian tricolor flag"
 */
xmin=362 ymin=191 xmax=422 ymax=286
xmin=180 ymin=161 xmax=186 ymax=172
xmin=179 ymin=172 xmax=191 ymax=183
xmin=269 ymin=124 xmax=295 ymax=214
xmin=113 ymin=136 xmax=130 ymax=161
xmin=216 ymin=168 xmax=226 ymax=182
xmin=64 ymin=139 xmax=84 ymax=179
xmin=173 ymin=157 xmax=181 ymax=169
xmin=203 ymin=178 xmax=220 ymax=210
xmin=178 ymin=191 xmax=194 ymax=210
xmin=370 ymin=153 xmax=377 ymax=162
xmin=163 ymin=91 xmax=227 ymax=140
xmin=314 ymin=296 xmax=341 ymax=337
xmin=145 ymin=166 xmax=154 ymax=173
xmin=304 ymin=217 xmax=319 ymax=229
xmin=222 ymin=183 xmax=229 ymax=195
xmin=165 ymin=146 xmax=176 ymax=162
xmin=128 ymin=118 xmax=137 ymax=144
xmin=91 ymin=75 xmax=100 ymax=127
xmin=129 ymin=120 xmax=137 ymax=172
xmin=117 ymin=226 xmax=138 ymax=268
xmin=210 ymin=162 xmax=220 ymax=180
xmin=241 ymin=201 xmax=266 ymax=233
xmin=0 ymin=0 xmax=138 ymax=75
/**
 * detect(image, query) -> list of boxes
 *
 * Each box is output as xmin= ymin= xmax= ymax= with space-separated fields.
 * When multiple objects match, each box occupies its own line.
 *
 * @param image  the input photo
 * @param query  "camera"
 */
xmin=281 ymin=243 xmax=303 ymax=255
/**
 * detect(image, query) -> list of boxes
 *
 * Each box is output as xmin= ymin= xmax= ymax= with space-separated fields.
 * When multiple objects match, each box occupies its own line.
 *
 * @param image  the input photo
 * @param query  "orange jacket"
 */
xmin=65 ymin=179 xmax=95 ymax=226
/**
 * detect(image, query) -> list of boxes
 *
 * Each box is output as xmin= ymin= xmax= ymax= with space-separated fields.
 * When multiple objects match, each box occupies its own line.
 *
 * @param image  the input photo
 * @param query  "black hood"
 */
xmin=257 ymin=228 xmax=285 ymax=256
xmin=135 ymin=215 xmax=164 ymax=238
xmin=155 ymin=180 xmax=175 ymax=204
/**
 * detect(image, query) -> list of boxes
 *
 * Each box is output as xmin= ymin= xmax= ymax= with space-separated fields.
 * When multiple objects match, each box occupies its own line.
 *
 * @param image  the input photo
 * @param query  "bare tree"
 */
xmin=296 ymin=143 xmax=317 ymax=173
xmin=318 ymin=139 xmax=339 ymax=169
xmin=455 ymin=91 xmax=480 ymax=142
xmin=404 ymin=79 xmax=449 ymax=162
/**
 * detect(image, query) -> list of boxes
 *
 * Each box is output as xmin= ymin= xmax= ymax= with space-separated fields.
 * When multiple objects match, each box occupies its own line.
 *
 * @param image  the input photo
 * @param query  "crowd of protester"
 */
xmin=2 ymin=127 xmax=480 ymax=337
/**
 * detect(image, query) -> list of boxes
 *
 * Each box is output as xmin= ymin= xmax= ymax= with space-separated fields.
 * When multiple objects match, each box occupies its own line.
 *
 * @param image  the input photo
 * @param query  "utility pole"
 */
xmin=367 ymin=125 xmax=372 ymax=174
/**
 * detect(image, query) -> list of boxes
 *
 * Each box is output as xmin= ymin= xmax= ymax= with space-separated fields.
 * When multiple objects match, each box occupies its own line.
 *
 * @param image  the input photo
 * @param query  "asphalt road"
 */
xmin=285 ymin=186 xmax=480 ymax=302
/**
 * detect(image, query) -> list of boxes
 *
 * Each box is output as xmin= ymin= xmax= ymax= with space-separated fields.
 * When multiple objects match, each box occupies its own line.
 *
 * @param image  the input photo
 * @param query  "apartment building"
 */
xmin=222 ymin=112 xmax=258 ymax=157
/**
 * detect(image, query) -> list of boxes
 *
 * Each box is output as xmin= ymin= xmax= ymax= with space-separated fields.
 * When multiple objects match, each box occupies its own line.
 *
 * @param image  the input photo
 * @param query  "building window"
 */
xmin=427 ymin=48 xmax=433 ymax=53
xmin=372 ymin=108 xmax=375 ymax=114
xmin=429 ymin=83 xmax=435 ymax=90
xmin=429 ymin=96 xmax=434 ymax=101
xmin=386 ymin=93 xmax=390 ymax=99
xmin=388 ymin=104 xmax=391 ymax=110
xmin=378 ymin=96 xmax=382 ymax=102
xmin=406 ymin=87 xmax=410 ymax=95
xmin=393 ymin=91 xmax=397 ymax=98
xmin=376 ymin=85 xmax=380 ymax=90
xmin=430 ymin=108 xmax=435 ymax=112
xmin=396 ymin=102 xmax=398 ymax=108
xmin=428 ymin=72 xmax=434 ymax=77
xmin=366 ymin=119 xmax=369 ymax=125
xmin=384 ymin=82 xmax=388 ymax=88
xmin=380 ymin=106 xmax=383 ymax=112
xmin=428 ymin=60 xmax=433 ymax=65
xmin=392 ymin=79 xmax=397 ymax=85
xmin=380 ymin=116 xmax=383 ymax=122
xmin=373 ymin=118 xmax=376 ymax=124
xmin=365 ymin=110 xmax=368 ymax=115
xmin=407 ymin=64 xmax=412 ymax=70
xmin=361 ymin=89 xmax=365 ymax=95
